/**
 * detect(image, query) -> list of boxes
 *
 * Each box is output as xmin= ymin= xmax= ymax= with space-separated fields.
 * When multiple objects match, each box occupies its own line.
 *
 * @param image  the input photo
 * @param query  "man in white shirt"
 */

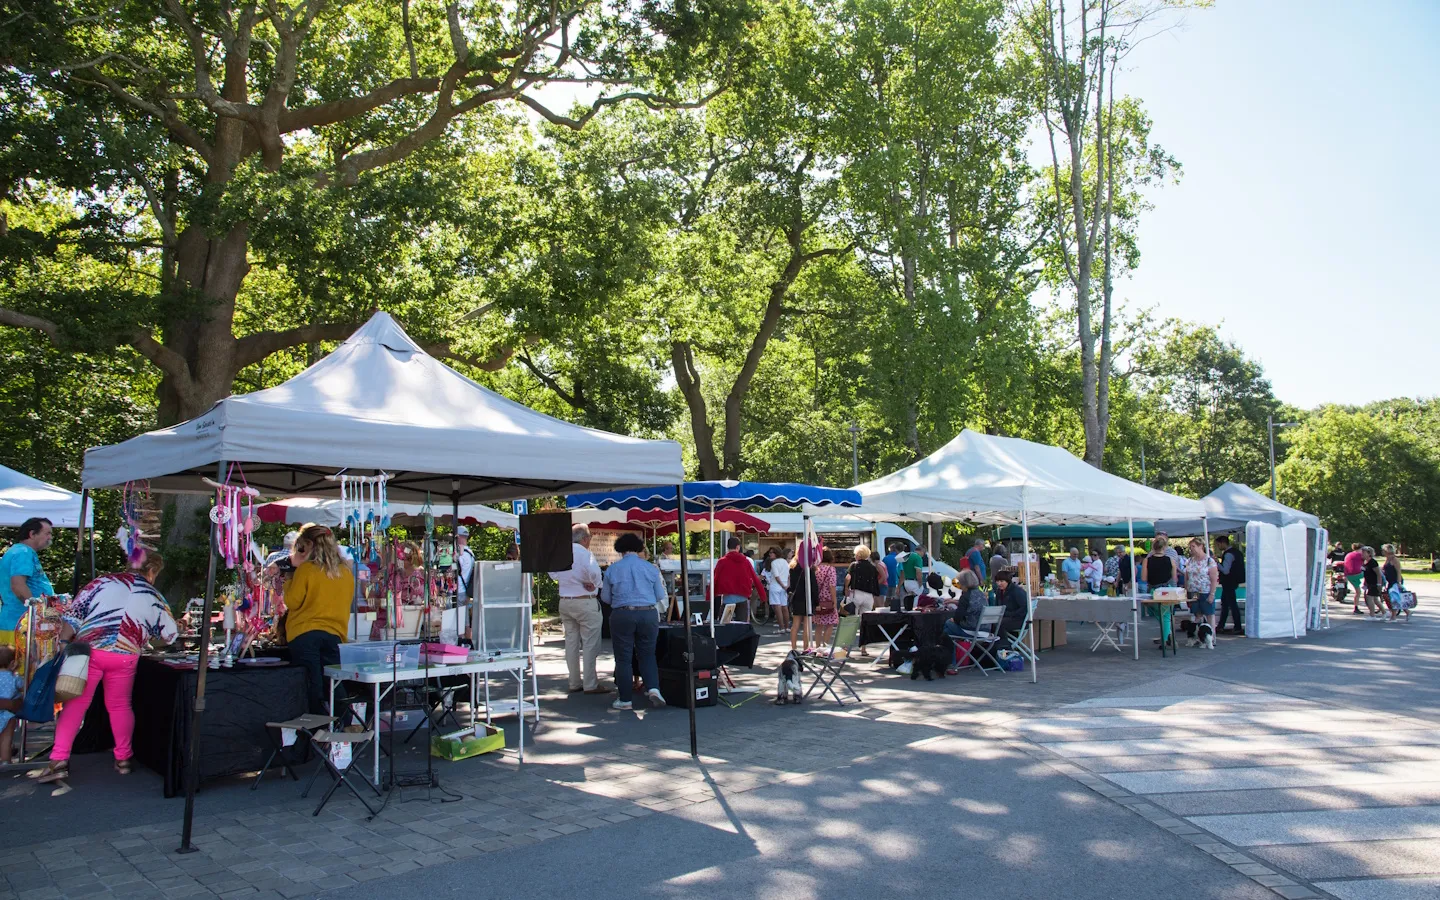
xmin=455 ymin=526 xmax=476 ymax=600
xmin=550 ymin=524 xmax=610 ymax=694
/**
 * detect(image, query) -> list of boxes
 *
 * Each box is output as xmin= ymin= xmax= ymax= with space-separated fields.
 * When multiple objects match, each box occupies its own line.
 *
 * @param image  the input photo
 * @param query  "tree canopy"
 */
xmin=2 ymin=0 xmax=1436 ymax=575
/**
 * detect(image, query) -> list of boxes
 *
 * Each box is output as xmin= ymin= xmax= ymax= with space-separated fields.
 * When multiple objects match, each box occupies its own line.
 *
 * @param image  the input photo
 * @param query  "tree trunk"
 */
xmin=671 ymin=341 xmax=721 ymax=481
xmin=155 ymin=222 xmax=253 ymax=598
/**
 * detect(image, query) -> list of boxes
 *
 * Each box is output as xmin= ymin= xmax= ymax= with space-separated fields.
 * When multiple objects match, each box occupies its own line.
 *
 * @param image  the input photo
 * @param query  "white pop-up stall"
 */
xmin=81 ymin=312 xmax=686 ymax=849
xmin=814 ymin=430 xmax=1208 ymax=678
xmin=1157 ymin=481 xmax=1324 ymax=638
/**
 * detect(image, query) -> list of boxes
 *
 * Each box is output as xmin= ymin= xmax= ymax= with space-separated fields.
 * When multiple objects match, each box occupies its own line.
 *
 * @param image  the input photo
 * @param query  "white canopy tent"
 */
xmin=0 ymin=464 xmax=92 ymax=528
xmin=813 ymin=430 xmax=1209 ymax=672
xmin=1157 ymin=482 xmax=1322 ymax=639
xmin=1155 ymin=481 xmax=1318 ymax=535
xmin=83 ymin=313 xmax=683 ymax=501
xmin=79 ymin=311 xmax=689 ymax=849
xmin=819 ymin=429 xmax=1207 ymax=525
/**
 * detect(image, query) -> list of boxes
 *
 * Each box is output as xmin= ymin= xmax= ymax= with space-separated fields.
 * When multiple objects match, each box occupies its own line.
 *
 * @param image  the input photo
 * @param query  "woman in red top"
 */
xmin=713 ymin=537 xmax=766 ymax=624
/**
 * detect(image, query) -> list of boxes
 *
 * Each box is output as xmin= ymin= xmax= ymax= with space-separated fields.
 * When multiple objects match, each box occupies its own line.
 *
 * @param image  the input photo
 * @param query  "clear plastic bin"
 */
xmin=338 ymin=641 xmax=421 ymax=670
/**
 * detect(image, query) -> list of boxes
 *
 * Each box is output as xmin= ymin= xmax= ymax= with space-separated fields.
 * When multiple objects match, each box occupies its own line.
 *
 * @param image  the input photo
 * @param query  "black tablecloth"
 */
xmin=860 ymin=611 xmax=953 ymax=667
xmin=74 ymin=657 xmax=308 ymax=797
xmin=657 ymin=623 xmax=760 ymax=668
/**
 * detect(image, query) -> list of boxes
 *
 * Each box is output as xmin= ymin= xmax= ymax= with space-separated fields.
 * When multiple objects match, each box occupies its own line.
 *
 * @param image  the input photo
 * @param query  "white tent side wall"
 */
xmin=1244 ymin=522 xmax=1310 ymax=639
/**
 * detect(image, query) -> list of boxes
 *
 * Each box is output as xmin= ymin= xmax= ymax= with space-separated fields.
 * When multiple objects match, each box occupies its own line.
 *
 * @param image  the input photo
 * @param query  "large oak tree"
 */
xmin=0 ymin=0 xmax=750 ymax=423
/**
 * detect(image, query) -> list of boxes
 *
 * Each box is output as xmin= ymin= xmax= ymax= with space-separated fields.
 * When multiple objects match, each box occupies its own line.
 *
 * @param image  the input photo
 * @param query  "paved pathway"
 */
xmin=1011 ymin=585 xmax=1440 ymax=900
xmin=2 ymin=588 xmax=1434 ymax=900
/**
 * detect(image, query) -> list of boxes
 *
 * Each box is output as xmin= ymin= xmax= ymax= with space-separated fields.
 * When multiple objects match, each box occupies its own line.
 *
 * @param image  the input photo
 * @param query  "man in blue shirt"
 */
xmin=601 ymin=532 xmax=667 ymax=711
xmin=0 ymin=517 xmax=55 ymax=644
xmin=965 ymin=539 xmax=988 ymax=583
xmin=881 ymin=545 xmax=902 ymax=602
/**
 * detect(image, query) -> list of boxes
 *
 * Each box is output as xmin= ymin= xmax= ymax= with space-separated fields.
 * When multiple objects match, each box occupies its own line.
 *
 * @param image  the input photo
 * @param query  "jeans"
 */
xmin=52 ymin=649 xmax=138 ymax=763
xmin=558 ymin=597 xmax=603 ymax=690
xmin=1218 ymin=585 xmax=1241 ymax=631
xmin=288 ymin=629 xmax=342 ymax=715
xmin=610 ymin=607 xmax=660 ymax=703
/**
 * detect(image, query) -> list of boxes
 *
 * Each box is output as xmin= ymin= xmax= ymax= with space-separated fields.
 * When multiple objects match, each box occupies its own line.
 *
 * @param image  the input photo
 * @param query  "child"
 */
xmin=0 ymin=646 xmax=20 ymax=765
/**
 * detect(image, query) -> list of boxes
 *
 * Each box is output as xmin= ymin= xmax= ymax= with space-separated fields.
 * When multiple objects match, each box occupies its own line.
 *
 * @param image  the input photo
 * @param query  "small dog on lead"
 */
xmin=1185 ymin=620 xmax=1215 ymax=649
xmin=775 ymin=654 xmax=803 ymax=705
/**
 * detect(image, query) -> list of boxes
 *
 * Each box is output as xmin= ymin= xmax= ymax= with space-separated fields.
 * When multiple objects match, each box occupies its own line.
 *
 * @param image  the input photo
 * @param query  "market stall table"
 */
xmin=1034 ymin=595 xmax=1135 ymax=653
xmin=859 ymin=610 xmax=951 ymax=668
xmin=325 ymin=655 xmax=530 ymax=789
xmin=74 ymin=656 xmax=307 ymax=797
xmin=1142 ymin=597 xmax=1186 ymax=657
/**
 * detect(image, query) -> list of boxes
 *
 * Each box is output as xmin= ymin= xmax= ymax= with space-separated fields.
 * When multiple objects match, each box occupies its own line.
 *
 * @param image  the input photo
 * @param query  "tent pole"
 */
xmin=1128 ymin=514 xmax=1139 ymax=661
xmin=452 ymin=485 xmax=462 ymax=638
xmin=179 ymin=460 xmax=225 ymax=854
xmin=71 ymin=489 xmax=90 ymax=593
xmin=708 ymin=501 xmax=716 ymax=638
xmin=803 ymin=514 xmax=813 ymax=651
xmin=676 ymin=485 xmax=697 ymax=757
xmin=1021 ymin=495 xmax=1035 ymax=684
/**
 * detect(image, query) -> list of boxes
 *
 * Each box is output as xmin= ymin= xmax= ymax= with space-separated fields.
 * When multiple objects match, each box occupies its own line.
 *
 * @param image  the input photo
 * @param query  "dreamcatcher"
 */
xmin=203 ymin=465 xmax=260 ymax=571
xmin=114 ymin=481 xmax=160 ymax=569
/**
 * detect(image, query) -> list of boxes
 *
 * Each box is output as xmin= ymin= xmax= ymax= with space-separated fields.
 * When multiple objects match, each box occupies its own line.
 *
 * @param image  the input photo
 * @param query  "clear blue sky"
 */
xmin=1116 ymin=0 xmax=1440 ymax=409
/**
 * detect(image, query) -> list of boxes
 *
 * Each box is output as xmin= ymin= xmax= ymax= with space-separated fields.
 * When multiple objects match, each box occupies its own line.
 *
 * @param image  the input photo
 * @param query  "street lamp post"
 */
xmin=1268 ymin=413 xmax=1300 ymax=500
xmin=849 ymin=421 xmax=860 ymax=486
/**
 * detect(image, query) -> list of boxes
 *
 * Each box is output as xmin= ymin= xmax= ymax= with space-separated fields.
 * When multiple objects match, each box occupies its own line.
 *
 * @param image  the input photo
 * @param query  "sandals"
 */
xmin=37 ymin=761 xmax=69 ymax=784
xmin=114 ymin=758 xmax=133 ymax=775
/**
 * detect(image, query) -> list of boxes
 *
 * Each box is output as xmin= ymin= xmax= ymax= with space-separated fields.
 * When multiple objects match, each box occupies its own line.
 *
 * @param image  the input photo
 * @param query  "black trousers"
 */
xmin=288 ymin=630 xmax=341 ymax=715
xmin=1218 ymin=585 xmax=1242 ymax=631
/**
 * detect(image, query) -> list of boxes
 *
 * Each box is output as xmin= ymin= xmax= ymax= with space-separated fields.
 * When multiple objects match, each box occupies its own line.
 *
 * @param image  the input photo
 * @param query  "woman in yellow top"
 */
xmin=284 ymin=524 xmax=355 ymax=714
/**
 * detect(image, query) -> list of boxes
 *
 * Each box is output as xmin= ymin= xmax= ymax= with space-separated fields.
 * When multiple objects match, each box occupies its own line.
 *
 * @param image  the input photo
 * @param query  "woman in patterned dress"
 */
xmin=812 ymin=550 xmax=840 ymax=649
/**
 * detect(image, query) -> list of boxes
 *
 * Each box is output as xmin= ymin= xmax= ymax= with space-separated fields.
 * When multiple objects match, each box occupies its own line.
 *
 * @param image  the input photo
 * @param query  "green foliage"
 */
xmin=1275 ymin=408 xmax=1440 ymax=552
xmin=1120 ymin=321 xmax=1280 ymax=496
xmin=0 ymin=332 xmax=157 ymax=579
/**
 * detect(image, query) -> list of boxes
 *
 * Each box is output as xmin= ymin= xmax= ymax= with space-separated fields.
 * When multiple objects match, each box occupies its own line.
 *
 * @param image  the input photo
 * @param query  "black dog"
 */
xmin=910 ymin=641 xmax=952 ymax=681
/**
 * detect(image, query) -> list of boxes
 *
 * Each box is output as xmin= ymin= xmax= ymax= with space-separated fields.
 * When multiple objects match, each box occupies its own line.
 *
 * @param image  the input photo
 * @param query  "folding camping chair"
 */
xmin=253 ymin=713 xmax=334 ymax=791
xmin=304 ymin=728 xmax=381 ymax=818
xmin=804 ymin=615 xmax=863 ymax=706
xmin=954 ymin=606 xmax=1004 ymax=676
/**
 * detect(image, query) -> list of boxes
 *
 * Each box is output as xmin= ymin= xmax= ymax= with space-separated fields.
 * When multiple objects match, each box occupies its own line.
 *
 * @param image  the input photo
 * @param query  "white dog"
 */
xmin=775 ymin=654 xmax=803 ymax=705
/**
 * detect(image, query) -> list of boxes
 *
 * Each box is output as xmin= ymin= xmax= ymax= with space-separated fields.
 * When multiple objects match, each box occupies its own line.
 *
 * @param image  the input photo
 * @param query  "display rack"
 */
xmin=470 ymin=561 xmax=540 ymax=721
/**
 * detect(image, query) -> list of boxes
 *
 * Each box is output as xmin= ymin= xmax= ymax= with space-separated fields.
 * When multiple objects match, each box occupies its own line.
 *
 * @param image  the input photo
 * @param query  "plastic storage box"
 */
xmin=337 ymin=641 xmax=421 ymax=671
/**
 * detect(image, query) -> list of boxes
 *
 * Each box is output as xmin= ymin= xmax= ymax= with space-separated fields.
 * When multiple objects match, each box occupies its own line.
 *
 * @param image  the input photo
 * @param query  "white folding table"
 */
xmin=1033 ymin=596 xmax=1139 ymax=654
xmin=325 ymin=655 xmax=529 ymax=788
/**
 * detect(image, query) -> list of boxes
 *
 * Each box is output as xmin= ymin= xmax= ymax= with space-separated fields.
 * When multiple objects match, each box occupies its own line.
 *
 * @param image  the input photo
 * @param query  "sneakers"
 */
xmin=610 ymin=699 xmax=633 ymax=711
xmin=647 ymin=689 xmax=667 ymax=708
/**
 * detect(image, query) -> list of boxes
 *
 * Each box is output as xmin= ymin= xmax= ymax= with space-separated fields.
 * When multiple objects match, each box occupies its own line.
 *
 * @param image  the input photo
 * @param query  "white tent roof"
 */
xmin=1155 ymin=481 xmax=1320 ymax=535
xmin=0 ymin=465 xmax=92 ymax=528
xmin=815 ymin=429 xmax=1205 ymax=525
xmin=258 ymin=497 xmax=518 ymax=530
xmin=82 ymin=312 xmax=684 ymax=502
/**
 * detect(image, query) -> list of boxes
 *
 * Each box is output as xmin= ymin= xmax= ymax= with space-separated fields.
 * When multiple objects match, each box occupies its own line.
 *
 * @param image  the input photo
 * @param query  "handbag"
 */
xmin=1389 ymin=584 xmax=1417 ymax=612
xmin=55 ymin=642 xmax=92 ymax=702
xmin=21 ymin=653 xmax=62 ymax=723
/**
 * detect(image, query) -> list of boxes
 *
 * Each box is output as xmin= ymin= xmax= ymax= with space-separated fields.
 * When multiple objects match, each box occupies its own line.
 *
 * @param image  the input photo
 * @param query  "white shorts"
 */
xmin=903 ymin=579 xmax=921 ymax=595
xmin=768 ymin=585 xmax=789 ymax=606
xmin=851 ymin=590 xmax=875 ymax=614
